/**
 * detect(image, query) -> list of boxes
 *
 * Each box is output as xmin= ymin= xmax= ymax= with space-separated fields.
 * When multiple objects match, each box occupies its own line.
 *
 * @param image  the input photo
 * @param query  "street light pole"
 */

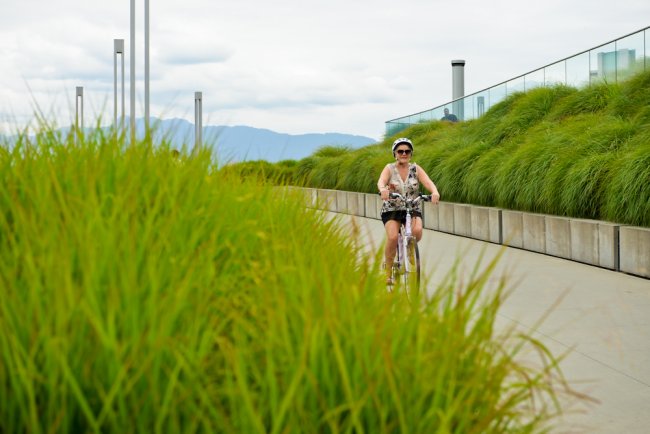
xmin=144 ymin=0 xmax=150 ymax=133
xmin=130 ymin=0 xmax=136 ymax=145
xmin=194 ymin=92 xmax=203 ymax=153
xmin=114 ymin=39 xmax=125 ymax=135
xmin=129 ymin=0 xmax=151 ymax=144
xmin=75 ymin=86 xmax=84 ymax=145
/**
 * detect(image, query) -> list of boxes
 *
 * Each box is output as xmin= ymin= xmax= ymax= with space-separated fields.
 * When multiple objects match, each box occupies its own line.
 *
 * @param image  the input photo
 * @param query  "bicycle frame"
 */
xmin=386 ymin=192 xmax=430 ymax=293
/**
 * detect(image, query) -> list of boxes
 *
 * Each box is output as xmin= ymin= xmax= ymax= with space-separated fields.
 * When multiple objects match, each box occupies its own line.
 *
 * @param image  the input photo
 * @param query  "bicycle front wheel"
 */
xmin=403 ymin=237 xmax=421 ymax=298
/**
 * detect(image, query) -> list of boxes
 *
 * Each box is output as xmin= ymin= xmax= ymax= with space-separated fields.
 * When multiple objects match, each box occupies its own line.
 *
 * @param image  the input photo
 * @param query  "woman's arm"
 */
xmin=416 ymin=165 xmax=440 ymax=204
xmin=377 ymin=165 xmax=392 ymax=201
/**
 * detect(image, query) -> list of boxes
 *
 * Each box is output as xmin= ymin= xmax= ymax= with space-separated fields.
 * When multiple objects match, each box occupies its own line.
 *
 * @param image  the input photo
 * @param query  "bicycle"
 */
xmin=385 ymin=192 xmax=431 ymax=297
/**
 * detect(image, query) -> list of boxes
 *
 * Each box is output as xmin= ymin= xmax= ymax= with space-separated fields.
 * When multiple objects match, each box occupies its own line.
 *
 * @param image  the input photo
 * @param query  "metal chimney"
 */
xmin=451 ymin=59 xmax=465 ymax=120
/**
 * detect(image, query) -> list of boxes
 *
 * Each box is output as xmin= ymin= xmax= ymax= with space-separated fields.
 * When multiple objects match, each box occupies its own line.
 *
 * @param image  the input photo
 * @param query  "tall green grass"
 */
xmin=232 ymin=69 xmax=650 ymax=227
xmin=0 ymin=128 xmax=579 ymax=432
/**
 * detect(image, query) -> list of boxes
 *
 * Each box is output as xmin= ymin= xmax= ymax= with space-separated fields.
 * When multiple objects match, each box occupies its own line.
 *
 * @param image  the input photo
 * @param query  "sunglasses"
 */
xmin=396 ymin=149 xmax=412 ymax=155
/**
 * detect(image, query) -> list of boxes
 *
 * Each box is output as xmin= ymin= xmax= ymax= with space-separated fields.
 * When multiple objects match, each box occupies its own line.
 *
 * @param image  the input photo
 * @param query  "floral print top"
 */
xmin=380 ymin=163 xmax=422 ymax=214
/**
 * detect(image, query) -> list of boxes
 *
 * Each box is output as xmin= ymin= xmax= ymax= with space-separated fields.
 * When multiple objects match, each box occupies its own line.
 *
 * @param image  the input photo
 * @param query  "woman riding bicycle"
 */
xmin=377 ymin=138 xmax=440 ymax=285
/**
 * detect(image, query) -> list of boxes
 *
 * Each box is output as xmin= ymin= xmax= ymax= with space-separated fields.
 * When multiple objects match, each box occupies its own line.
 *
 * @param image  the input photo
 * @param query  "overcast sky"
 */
xmin=1 ymin=0 xmax=649 ymax=140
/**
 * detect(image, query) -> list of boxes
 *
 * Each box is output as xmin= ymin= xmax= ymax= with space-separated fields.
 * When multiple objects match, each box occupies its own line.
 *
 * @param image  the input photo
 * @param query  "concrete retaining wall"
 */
xmin=422 ymin=201 xmax=439 ymax=230
xmin=619 ymin=226 xmax=650 ymax=278
xmin=300 ymin=188 xmax=649 ymax=280
xmin=453 ymin=204 xmax=472 ymax=238
xmin=469 ymin=206 xmax=489 ymax=242
xmin=523 ymin=213 xmax=546 ymax=254
xmin=336 ymin=190 xmax=348 ymax=214
xmin=489 ymin=209 xmax=502 ymax=244
xmin=502 ymin=211 xmax=524 ymax=248
xmin=598 ymin=222 xmax=620 ymax=270
xmin=546 ymin=216 xmax=571 ymax=259
xmin=365 ymin=194 xmax=380 ymax=220
xmin=317 ymin=189 xmax=337 ymax=212
xmin=347 ymin=192 xmax=365 ymax=217
xmin=294 ymin=187 xmax=318 ymax=209
xmin=438 ymin=202 xmax=455 ymax=234
xmin=570 ymin=219 xmax=600 ymax=266
xmin=308 ymin=188 xmax=318 ymax=208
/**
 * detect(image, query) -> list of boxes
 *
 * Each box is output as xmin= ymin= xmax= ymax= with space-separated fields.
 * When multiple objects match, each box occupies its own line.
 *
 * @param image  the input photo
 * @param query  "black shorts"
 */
xmin=381 ymin=210 xmax=422 ymax=226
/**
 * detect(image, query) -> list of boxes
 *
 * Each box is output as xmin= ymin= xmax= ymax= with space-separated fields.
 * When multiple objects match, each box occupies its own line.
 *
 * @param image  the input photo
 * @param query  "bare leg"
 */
xmin=412 ymin=216 xmax=423 ymax=242
xmin=384 ymin=220 xmax=400 ymax=282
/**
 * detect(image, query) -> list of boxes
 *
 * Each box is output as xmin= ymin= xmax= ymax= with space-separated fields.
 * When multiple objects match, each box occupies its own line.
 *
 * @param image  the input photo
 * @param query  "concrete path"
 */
xmin=329 ymin=212 xmax=650 ymax=434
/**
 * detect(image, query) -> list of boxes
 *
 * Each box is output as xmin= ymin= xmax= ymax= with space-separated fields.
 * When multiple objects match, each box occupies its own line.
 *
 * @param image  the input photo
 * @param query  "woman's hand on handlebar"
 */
xmin=380 ymin=188 xmax=390 ymax=201
xmin=430 ymin=192 xmax=440 ymax=204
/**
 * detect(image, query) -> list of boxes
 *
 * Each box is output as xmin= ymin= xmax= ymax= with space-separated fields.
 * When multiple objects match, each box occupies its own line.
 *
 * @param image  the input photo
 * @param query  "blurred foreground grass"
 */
xmin=0 ymin=130 xmax=582 ymax=433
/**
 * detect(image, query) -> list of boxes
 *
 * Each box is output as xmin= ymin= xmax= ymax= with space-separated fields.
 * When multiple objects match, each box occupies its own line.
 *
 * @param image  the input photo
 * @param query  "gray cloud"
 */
xmin=2 ymin=0 xmax=650 ymax=139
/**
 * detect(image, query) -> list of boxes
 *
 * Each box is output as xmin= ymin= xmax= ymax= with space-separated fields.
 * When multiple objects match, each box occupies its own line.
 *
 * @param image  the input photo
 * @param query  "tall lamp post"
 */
xmin=114 ymin=39 xmax=125 ymax=135
xmin=130 ymin=0 xmax=136 ymax=144
xmin=75 ymin=86 xmax=84 ymax=145
xmin=194 ymin=92 xmax=203 ymax=153
xmin=144 ymin=0 xmax=150 ymax=132
xmin=129 ymin=0 xmax=150 ymax=145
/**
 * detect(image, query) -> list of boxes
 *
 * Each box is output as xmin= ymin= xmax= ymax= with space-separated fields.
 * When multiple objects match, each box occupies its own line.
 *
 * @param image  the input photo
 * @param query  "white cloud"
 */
xmin=1 ymin=0 xmax=650 ymax=139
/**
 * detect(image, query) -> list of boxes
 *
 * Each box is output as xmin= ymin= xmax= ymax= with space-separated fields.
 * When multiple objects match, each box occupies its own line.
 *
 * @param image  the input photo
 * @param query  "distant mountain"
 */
xmin=147 ymin=118 xmax=376 ymax=163
xmin=1 ymin=118 xmax=377 ymax=163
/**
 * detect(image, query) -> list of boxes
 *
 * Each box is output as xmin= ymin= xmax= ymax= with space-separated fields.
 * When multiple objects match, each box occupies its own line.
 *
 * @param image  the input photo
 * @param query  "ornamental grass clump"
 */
xmin=0 ymin=127 xmax=578 ymax=433
xmin=253 ymin=68 xmax=650 ymax=227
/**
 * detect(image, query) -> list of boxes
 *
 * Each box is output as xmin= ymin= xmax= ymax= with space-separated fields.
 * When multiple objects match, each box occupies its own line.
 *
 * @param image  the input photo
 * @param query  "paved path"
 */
xmin=329 ymin=212 xmax=650 ymax=434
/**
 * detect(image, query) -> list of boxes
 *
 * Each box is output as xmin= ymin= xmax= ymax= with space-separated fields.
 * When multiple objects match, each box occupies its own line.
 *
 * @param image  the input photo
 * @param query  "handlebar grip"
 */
xmin=377 ymin=192 xmax=400 ymax=199
xmin=421 ymin=195 xmax=432 ymax=202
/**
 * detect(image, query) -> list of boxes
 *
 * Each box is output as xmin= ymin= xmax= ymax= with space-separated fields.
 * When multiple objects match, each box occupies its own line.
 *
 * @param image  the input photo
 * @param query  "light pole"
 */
xmin=130 ymin=0 xmax=136 ymax=145
xmin=129 ymin=0 xmax=150 ymax=145
xmin=144 ymin=0 xmax=150 ymax=133
xmin=194 ymin=92 xmax=203 ymax=153
xmin=114 ymin=39 xmax=125 ymax=135
xmin=75 ymin=86 xmax=84 ymax=144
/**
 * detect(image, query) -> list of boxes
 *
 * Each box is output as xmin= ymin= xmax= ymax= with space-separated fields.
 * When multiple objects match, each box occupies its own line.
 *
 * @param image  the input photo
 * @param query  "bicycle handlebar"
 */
xmin=387 ymin=192 xmax=432 ymax=203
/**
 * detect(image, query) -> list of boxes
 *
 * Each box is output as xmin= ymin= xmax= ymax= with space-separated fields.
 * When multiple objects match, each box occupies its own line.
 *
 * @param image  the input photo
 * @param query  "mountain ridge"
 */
xmin=152 ymin=118 xmax=376 ymax=163
xmin=1 ymin=117 xmax=377 ymax=163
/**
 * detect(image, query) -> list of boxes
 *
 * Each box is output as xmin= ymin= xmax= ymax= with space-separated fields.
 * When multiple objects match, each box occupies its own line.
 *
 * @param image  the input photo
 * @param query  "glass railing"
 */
xmin=386 ymin=26 xmax=649 ymax=137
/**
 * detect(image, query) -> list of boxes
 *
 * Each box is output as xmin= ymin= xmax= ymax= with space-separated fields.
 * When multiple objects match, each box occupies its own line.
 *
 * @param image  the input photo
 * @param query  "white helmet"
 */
xmin=392 ymin=138 xmax=413 ymax=154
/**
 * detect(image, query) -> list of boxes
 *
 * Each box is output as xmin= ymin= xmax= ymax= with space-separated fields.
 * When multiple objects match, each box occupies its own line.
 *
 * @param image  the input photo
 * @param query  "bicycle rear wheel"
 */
xmin=403 ymin=237 xmax=420 ymax=298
